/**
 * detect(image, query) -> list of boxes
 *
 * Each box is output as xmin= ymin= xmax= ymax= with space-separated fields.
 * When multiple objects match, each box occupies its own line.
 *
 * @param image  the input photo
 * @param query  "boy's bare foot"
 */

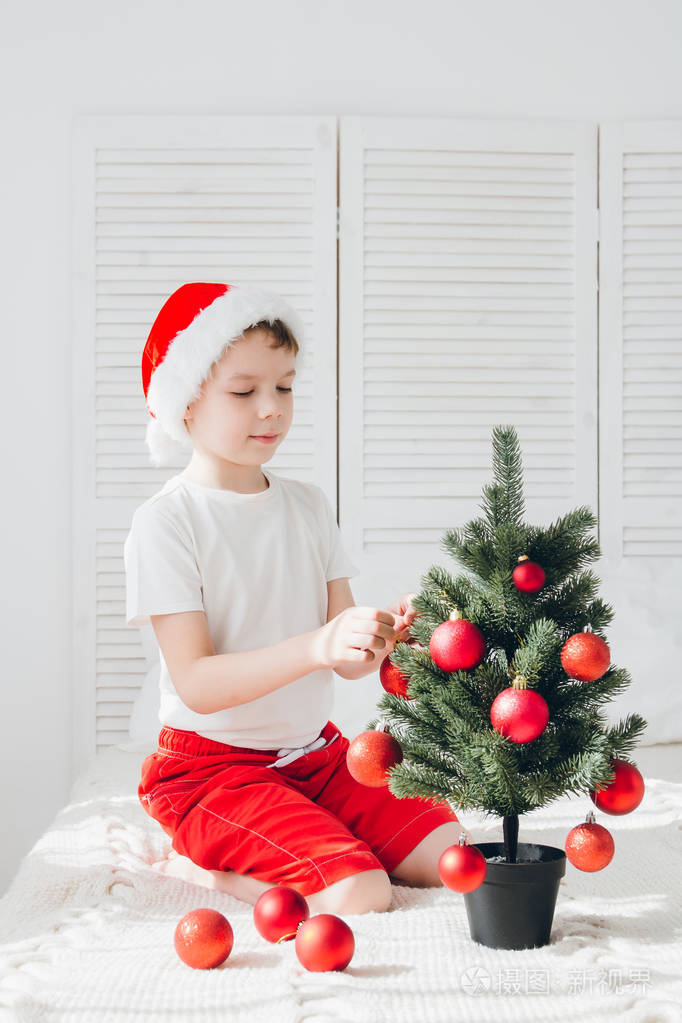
xmin=150 ymin=848 xmax=277 ymax=905
xmin=151 ymin=848 xmax=217 ymax=888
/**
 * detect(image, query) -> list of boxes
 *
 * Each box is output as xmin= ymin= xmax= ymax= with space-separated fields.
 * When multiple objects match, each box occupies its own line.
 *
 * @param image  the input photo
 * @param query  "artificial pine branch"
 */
xmin=479 ymin=423 xmax=526 ymax=529
xmin=604 ymin=714 xmax=648 ymax=757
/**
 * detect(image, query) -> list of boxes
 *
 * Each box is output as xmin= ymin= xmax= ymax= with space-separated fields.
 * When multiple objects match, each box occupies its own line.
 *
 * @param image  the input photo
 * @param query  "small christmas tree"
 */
xmin=367 ymin=424 xmax=647 ymax=866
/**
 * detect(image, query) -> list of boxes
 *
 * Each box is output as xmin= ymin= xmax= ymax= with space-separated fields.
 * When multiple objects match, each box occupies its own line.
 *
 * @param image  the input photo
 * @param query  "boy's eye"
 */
xmin=231 ymin=387 xmax=293 ymax=397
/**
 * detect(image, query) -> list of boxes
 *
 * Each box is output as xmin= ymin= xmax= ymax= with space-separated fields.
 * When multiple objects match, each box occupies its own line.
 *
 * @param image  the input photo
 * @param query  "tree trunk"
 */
xmin=503 ymin=814 xmax=519 ymax=863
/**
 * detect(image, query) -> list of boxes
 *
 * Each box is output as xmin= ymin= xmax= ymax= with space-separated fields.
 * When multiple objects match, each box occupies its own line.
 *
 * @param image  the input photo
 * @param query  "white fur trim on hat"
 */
xmin=145 ymin=284 xmax=306 ymax=467
xmin=145 ymin=417 xmax=193 ymax=468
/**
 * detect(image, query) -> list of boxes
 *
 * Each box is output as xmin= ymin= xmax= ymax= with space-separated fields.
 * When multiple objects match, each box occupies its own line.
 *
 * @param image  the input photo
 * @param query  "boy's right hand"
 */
xmin=315 ymin=607 xmax=398 ymax=673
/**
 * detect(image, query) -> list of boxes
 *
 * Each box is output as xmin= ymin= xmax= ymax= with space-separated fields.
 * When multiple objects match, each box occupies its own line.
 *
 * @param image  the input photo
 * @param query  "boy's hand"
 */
xmin=385 ymin=592 xmax=418 ymax=642
xmin=315 ymin=607 xmax=398 ymax=673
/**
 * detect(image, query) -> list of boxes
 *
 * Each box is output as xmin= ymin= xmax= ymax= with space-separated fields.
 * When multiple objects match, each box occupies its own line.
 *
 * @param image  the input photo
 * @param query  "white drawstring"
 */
xmin=266 ymin=731 xmax=339 ymax=769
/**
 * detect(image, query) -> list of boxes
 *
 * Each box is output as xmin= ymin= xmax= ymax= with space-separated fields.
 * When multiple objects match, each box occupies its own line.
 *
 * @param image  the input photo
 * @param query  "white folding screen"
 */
xmin=338 ymin=118 xmax=598 ymax=581
xmin=70 ymin=114 xmax=682 ymax=769
xmin=71 ymin=115 xmax=337 ymax=770
xmin=599 ymin=121 xmax=682 ymax=560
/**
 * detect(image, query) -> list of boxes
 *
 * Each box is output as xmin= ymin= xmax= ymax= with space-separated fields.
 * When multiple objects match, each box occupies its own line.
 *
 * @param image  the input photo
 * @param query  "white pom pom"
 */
xmin=145 ymin=418 xmax=191 ymax=467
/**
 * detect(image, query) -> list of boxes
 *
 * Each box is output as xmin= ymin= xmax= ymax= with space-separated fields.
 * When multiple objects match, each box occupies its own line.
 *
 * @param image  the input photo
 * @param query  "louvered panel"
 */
xmin=623 ymin=526 xmax=682 ymax=557
xmin=92 ymin=144 xmax=323 ymax=500
xmin=339 ymin=118 xmax=598 ymax=578
xmin=362 ymin=146 xmax=576 ymax=504
xmin=95 ymin=527 xmax=145 ymax=751
xmin=622 ymin=148 xmax=682 ymax=505
xmin=73 ymin=116 xmax=337 ymax=771
xmin=600 ymin=122 xmax=682 ymax=559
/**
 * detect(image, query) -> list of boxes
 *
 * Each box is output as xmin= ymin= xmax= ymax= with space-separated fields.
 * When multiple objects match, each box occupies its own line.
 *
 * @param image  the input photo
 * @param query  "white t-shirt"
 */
xmin=123 ymin=467 xmax=360 ymax=750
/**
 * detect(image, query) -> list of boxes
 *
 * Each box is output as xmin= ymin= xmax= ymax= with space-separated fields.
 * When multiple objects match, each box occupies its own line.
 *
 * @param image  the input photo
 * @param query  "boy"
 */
xmin=124 ymin=282 xmax=465 ymax=917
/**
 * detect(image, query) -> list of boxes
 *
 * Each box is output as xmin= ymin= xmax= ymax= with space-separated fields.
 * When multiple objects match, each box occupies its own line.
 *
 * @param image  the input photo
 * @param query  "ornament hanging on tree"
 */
xmin=295 ymin=913 xmax=355 ymax=972
xmin=253 ymin=886 xmax=310 ymax=943
xmin=512 ymin=554 xmax=546 ymax=593
xmin=561 ymin=626 xmax=611 ymax=682
xmin=565 ymin=810 xmax=615 ymax=872
xmin=438 ymin=832 xmax=488 ymax=892
xmin=380 ymin=639 xmax=414 ymax=699
xmin=589 ymin=758 xmax=645 ymax=815
xmin=346 ymin=724 xmax=403 ymax=787
xmin=173 ymin=908 xmax=234 ymax=969
xmin=490 ymin=674 xmax=549 ymax=744
xmin=429 ymin=609 xmax=486 ymax=673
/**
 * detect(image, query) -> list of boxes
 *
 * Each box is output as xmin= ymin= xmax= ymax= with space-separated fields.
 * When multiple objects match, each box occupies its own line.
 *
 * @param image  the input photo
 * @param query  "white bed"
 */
xmin=0 ymin=735 xmax=680 ymax=1023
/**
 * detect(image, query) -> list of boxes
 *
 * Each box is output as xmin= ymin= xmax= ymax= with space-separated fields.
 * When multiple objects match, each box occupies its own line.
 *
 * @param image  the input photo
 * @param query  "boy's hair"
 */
xmin=204 ymin=318 xmax=299 ymax=382
xmin=244 ymin=318 xmax=300 ymax=357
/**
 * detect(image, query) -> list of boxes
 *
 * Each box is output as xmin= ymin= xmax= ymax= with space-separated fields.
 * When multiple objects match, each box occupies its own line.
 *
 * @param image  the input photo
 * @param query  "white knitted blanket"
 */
xmin=0 ymin=743 xmax=680 ymax=1023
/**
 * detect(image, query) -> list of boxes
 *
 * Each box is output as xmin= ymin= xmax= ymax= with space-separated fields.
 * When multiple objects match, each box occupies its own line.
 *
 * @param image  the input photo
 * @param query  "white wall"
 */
xmin=2 ymin=0 xmax=681 ymax=897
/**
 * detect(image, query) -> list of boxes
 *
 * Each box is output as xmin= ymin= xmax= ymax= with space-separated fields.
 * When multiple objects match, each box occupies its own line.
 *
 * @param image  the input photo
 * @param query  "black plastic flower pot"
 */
xmin=462 ymin=842 xmax=566 ymax=950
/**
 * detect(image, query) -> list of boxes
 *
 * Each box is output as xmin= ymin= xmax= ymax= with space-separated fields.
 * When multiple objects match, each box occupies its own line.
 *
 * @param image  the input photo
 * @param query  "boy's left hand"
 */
xmin=336 ymin=593 xmax=418 ymax=681
xmin=385 ymin=592 xmax=418 ymax=642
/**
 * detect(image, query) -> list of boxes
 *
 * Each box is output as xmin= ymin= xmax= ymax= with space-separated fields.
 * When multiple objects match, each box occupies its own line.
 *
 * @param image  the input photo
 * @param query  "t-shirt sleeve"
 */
xmin=123 ymin=505 xmax=205 ymax=627
xmin=318 ymin=488 xmax=361 ymax=582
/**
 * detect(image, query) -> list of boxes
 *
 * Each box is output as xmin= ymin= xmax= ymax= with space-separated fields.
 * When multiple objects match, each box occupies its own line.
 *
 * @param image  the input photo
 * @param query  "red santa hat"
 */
xmin=141 ymin=282 xmax=306 ymax=466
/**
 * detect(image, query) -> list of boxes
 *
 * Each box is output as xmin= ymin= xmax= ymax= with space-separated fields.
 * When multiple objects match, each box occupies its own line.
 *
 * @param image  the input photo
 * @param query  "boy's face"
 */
xmin=183 ymin=328 xmax=296 ymax=464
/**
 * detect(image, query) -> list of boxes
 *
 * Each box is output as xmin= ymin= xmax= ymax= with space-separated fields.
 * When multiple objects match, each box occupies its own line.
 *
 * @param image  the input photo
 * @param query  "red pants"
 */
xmin=138 ymin=720 xmax=460 ymax=897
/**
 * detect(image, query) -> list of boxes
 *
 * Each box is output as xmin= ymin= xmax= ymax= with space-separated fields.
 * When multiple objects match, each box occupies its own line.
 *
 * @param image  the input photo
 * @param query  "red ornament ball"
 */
xmin=253 ymin=886 xmax=310 ymax=943
xmin=512 ymin=556 xmax=546 ymax=593
xmin=438 ymin=840 xmax=487 ymax=893
xmin=565 ymin=815 xmax=615 ymax=872
xmin=490 ymin=683 xmax=549 ymax=744
xmin=590 ymin=758 xmax=645 ymax=815
xmin=346 ymin=729 xmax=403 ymax=787
xmin=174 ymin=908 xmax=234 ymax=969
xmin=295 ymin=913 xmax=355 ymax=972
xmin=380 ymin=640 xmax=413 ymax=699
xmin=561 ymin=631 xmax=611 ymax=682
xmin=430 ymin=615 xmax=486 ymax=673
